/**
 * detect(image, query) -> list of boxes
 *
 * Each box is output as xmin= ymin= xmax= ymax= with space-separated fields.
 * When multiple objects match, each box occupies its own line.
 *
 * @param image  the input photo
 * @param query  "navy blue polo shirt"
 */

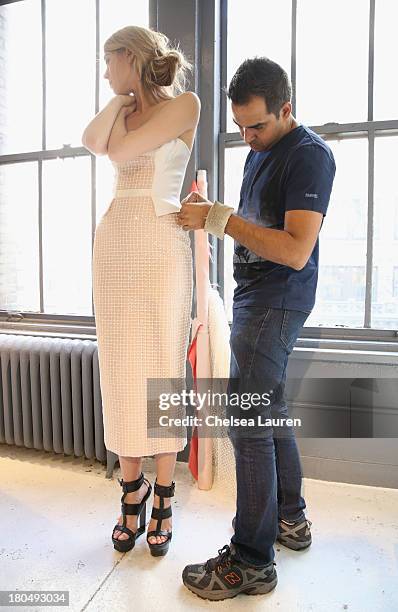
xmin=232 ymin=124 xmax=336 ymax=313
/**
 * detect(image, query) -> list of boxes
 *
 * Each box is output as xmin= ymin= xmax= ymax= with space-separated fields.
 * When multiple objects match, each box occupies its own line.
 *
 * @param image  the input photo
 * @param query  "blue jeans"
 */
xmin=226 ymin=306 xmax=309 ymax=567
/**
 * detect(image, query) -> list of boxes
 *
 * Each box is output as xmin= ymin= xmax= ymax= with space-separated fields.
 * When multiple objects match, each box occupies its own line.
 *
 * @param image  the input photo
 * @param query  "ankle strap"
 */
xmin=154 ymin=479 xmax=175 ymax=498
xmin=117 ymin=472 xmax=144 ymax=493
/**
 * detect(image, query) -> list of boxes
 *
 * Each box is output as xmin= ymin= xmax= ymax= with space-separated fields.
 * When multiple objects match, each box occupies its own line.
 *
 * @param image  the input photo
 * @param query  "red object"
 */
xmin=188 ymin=427 xmax=199 ymax=480
xmin=187 ymin=323 xmax=202 ymax=480
xmin=187 ymin=178 xmax=200 ymax=480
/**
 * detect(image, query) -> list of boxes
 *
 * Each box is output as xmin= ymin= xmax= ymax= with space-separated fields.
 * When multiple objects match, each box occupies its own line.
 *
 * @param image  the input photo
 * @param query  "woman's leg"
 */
xmin=147 ymin=451 xmax=177 ymax=545
xmin=113 ymin=455 xmax=149 ymax=541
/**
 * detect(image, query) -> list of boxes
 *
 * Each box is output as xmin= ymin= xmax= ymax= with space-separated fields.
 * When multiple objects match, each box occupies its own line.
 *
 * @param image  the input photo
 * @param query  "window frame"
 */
xmin=218 ymin=0 xmax=398 ymax=340
xmin=0 ymin=0 xmax=155 ymax=332
xmin=1 ymin=0 xmax=398 ymax=344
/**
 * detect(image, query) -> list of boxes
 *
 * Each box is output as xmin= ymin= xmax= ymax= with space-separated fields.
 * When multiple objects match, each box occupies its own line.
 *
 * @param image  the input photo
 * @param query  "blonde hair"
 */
xmin=104 ymin=25 xmax=191 ymax=101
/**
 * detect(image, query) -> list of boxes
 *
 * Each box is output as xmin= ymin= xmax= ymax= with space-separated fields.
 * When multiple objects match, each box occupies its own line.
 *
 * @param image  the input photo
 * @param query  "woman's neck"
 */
xmin=131 ymin=83 xmax=173 ymax=114
xmin=132 ymin=85 xmax=154 ymax=114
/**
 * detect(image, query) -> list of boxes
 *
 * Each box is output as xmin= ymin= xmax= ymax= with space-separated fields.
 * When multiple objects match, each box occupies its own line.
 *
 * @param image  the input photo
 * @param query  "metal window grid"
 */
xmin=217 ymin=0 xmax=398 ymax=340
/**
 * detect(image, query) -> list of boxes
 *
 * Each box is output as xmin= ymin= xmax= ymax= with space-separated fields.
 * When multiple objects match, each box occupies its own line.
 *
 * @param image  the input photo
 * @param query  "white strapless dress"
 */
xmin=92 ymin=138 xmax=193 ymax=457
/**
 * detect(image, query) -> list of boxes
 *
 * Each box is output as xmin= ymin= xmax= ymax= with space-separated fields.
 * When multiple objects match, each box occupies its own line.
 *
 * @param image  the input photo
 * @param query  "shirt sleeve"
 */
xmin=283 ymin=144 xmax=336 ymax=216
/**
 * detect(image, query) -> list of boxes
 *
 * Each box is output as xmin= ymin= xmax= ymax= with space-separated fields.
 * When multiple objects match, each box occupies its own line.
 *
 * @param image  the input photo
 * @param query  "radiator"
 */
xmin=0 ymin=333 xmax=118 ymax=477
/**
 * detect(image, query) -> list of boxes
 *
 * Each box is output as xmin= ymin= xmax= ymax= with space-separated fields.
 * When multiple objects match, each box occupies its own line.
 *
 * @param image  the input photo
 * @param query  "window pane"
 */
xmin=296 ymin=0 xmax=369 ymax=125
xmin=0 ymin=0 xmax=42 ymax=154
xmin=223 ymin=145 xmax=250 ymax=320
xmin=0 ymin=163 xmax=40 ymax=311
xmin=226 ymin=0 xmax=291 ymax=132
xmin=373 ymin=135 xmax=398 ymax=329
xmin=312 ymin=265 xmax=376 ymax=306
xmin=42 ymin=157 xmax=92 ymax=315
xmin=99 ymin=0 xmax=149 ymax=108
xmin=374 ymin=0 xmax=398 ymax=121
xmin=307 ymin=138 xmax=368 ymax=328
xmin=393 ymin=267 xmax=398 ymax=298
xmin=46 ymin=0 xmax=96 ymax=150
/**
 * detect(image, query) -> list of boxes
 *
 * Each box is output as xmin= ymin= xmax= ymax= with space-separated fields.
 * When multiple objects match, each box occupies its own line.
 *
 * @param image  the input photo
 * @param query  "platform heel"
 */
xmin=112 ymin=472 xmax=152 ymax=553
xmin=146 ymin=479 xmax=175 ymax=557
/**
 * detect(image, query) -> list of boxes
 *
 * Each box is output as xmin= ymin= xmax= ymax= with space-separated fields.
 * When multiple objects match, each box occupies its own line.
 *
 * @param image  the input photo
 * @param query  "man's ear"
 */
xmin=280 ymin=101 xmax=292 ymax=120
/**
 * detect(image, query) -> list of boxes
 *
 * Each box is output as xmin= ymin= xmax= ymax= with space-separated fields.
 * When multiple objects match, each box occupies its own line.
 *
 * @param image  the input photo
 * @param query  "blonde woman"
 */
xmin=82 ymin=26 xmax=200 ymax=557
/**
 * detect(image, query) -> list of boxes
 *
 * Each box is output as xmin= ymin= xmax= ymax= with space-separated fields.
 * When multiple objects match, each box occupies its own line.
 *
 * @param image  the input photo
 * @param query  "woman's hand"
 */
xmin=114 ymin=94 xmax=137 ymax=117
xmin=176 ymin=192 xmax=213 ymax=231
xmin=121 ymin=104 xmax=136 ymax=119
xmin=108 ymin=99 xmax=135 ymax=158
xmin=82 ymin=95 xmax=136 ymax=156
xmin=116 ymin=94 xmax=136 ymax=107
xmin=113 ymin=97 xmax=136 ymax=123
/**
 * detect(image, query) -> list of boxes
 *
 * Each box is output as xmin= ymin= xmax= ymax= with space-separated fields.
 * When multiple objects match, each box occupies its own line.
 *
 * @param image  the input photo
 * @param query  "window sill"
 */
xmin=291 ymin=344 xmax=398 ymax=365
xmin=1 ymin=323 xmax=397 ymax=363
xmin=0 ymin=321 xmax=97 ymax=341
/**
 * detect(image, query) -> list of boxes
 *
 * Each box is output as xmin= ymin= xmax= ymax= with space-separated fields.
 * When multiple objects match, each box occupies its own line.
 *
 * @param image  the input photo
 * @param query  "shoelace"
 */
xmin=204 ymin=544 xmax=232 ymax=573
xmin=284 ymin=518 xmax=312 ymax=537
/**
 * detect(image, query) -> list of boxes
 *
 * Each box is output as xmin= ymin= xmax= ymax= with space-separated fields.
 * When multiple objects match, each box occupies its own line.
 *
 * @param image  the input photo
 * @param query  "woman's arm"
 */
xmin=81 ymin=95 xmax=134 ymax=156
xmin=107 ymin=91 xmax=201 ymax=163
xmin=107 ymin=105 xmax=129 ymax=157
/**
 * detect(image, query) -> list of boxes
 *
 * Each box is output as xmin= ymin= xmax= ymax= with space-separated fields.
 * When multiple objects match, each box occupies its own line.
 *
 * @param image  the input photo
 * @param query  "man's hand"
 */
xmin=176 ymin=191 xmax=212 ymax=231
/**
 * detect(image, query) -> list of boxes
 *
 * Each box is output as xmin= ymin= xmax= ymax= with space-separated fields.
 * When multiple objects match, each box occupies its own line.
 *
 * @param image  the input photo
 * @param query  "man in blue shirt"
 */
xmin=178 ymin=57 xmax=336 ymax=600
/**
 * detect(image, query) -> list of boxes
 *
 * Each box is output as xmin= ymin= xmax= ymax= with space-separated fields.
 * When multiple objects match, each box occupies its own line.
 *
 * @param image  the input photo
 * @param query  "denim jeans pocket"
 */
xmin=230 ymin=307 xmax=273 ymax=377
xmin=279 ymin=309 xmax=309 ymax=352
xmin=245 ymin=307 xmax=273 ymax=377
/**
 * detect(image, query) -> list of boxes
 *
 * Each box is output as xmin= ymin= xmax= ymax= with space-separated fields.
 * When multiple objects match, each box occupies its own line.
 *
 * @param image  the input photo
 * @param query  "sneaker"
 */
xmin=182 ymin=544 xmax=277 ymax=601
xmin=231 ymin=515 xmax=312 ymax=551
xmin=277 ymin=517 xmax=312 ymax=550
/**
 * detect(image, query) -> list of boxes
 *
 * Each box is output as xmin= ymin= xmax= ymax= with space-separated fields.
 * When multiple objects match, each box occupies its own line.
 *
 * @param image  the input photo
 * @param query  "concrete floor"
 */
xmin=1 ymin=445 xmax=397 ymax=612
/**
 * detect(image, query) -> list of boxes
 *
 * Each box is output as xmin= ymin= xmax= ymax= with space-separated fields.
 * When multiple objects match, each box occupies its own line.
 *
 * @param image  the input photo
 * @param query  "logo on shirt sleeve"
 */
xmin=305 ymin=193 xmax=319 ymax=198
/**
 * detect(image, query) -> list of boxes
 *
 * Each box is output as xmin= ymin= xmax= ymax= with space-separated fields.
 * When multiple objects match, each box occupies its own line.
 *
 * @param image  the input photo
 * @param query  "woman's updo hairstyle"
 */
xmin=104 ymin=25 xmax=191 ymax=101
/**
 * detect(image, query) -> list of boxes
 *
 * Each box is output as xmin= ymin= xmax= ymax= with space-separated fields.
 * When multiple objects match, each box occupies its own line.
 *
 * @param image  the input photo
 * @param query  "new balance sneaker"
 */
xmin=231 ymin=515 xmax=312 ymax=551
xmin=182 ymin=543 xmax=277 ymax=601
xmin=277 ymin=517 xmax=312 ymax=550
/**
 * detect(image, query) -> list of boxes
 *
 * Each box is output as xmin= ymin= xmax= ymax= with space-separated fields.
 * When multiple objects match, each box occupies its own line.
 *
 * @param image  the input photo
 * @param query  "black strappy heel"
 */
xmin=146 ymin=479 xmax=175 ymax=557
xmin=112 ymin=472 xmax=152 ymax=553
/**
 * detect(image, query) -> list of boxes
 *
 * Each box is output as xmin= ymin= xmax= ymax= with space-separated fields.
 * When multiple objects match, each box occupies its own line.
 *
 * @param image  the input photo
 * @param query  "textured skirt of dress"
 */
xmin=92 ymin=192 xmax=193 ymax=457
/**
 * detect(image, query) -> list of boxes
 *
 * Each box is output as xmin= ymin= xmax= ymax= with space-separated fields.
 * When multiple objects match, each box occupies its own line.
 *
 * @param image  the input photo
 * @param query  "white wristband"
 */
xmin=204 ymin=200 xmax=234 ymax=240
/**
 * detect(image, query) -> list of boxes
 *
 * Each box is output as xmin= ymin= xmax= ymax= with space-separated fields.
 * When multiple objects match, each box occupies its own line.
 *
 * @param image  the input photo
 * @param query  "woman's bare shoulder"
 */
xmin=172 ymin=93 xmax=200 ymax=150
xmin=171 ymin=91 xmax=201 ymax=116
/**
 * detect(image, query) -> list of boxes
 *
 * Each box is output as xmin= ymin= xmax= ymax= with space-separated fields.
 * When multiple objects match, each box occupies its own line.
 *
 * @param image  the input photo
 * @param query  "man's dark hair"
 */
xmin=227 ymin=57 xmax=292 ymax=118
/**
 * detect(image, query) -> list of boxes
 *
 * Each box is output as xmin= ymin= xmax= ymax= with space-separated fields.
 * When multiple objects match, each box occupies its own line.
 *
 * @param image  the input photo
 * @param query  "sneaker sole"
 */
xmin=182 ymin=576 xmax=277 ymax=601
xmin=276 ymin=535 xmax=312 ymax=550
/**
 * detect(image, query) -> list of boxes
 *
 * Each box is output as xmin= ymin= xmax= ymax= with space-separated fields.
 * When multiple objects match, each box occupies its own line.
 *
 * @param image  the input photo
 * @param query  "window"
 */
xmin=0 ymin=0 xmax=149 ymax=317
xmin=315 ymin=266 xmax=377 ymax=328
xmin=296 ymin=0 xmax=369 ymax=126
xmin=306 ymin=138 xmax=368 ymax=328
xmin=393 ymin=268 xmax=398 ymax=299
xmin=226 ymin=0 xmax=291 ymax=133
xmin=373 ymin=135 xmax=398 ymax=328
xmin=220 ymin=0 xmax=398 ymax=331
